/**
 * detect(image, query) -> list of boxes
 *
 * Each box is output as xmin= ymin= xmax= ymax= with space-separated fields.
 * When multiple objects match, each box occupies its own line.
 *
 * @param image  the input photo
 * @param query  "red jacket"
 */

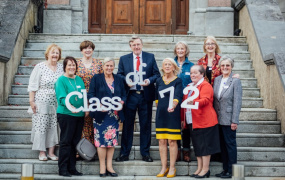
xmin=181 ymin=80 xmax=218 ymax=129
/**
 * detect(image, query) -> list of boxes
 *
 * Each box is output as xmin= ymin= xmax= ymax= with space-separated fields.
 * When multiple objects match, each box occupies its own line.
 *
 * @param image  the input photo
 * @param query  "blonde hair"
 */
xmin=161 ymin=58 xmax=180 ymax=76
xmin=203 ymin=36 xmax=221 ymax=54
xmin=174 ymin=41 xmax=190 ymax=57
xmin=103 ymin=57 xmax=115 ymax=66
xmin=44 ymin=44 xmax=62 ymax=61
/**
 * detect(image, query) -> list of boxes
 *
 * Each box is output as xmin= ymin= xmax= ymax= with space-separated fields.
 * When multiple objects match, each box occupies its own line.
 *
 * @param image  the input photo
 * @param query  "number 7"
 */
xmin=159 ymin=86 xmax=174 ymax=109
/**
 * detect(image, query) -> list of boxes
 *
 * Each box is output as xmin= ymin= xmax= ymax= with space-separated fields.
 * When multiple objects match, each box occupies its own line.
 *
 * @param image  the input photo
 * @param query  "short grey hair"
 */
xmin=219 ymin=55 xmax=234 ymax=68
xmin=174 ymin=41 xmax=190 ymax=57
xmin=103 ymin=57 xmax=115 ymax=66
xmin=129 ymin=35 xmax=143 ymax=45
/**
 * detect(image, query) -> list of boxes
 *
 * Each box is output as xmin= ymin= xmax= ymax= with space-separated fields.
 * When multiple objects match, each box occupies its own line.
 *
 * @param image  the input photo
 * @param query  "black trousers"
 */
xmin=219 ymin=125 xmax=237 ymax=174
xmin=177 ymin=124 xmax=193 ymax=151
xmin=57 ymin=113 xmax=84 ymax=173
xmin=120 ymin=91 xmax=152 ymax=157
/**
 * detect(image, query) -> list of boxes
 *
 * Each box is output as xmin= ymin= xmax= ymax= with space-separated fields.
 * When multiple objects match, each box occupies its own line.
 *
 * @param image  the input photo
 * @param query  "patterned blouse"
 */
xmin=76 ymin=58 xmax=103 ymax=92
xmin=197 ymin=54 xmax=222 ymax=86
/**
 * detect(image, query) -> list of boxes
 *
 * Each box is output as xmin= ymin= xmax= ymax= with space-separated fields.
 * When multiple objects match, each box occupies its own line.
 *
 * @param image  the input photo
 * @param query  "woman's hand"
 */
xmin=231 ymin=123 xmax=238 ymax=130
xmin=232 ymin=74 xmax=240 ymax=79
xmin=30 ymin=101 xmax=37 ymax=114
xmin=70 ymin=105 xmax=79 ymax=113
xmin=187 ymin=100 xmax=194 ymax=105
xmin=118 ymin=101 xmax=124 ymax=111
xmin=181 ymin=121 xmax=184 ymax=129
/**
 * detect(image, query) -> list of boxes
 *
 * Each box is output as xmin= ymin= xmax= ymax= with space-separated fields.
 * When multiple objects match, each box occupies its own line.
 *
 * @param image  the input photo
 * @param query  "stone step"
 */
xmin=0 ymin=158 xmax=285 ymax=177
xmin=0 ymin=131 xmax=283 ymax=147
xmin=0 ymin=174 xmax=283 ymax=180
xmin=0 ymin=115 xmax=280 ymax=133
xmin=20 ymin=57 xmax=253 ymax=70
xmin=11 ymin=83 xmax=261 ymax=97
xmin=27 ymin=33 xmax=247 ymax=44
xmin=16 ymin=66 xmax=255 ymax=80
xmin=25 ymin=42 xmax=248 ymax=52
xmin=0 ymin=116 xmax=280 ymax=134
xmin=134 ymin=120 xmax=281 ymax=134
xmin=23 ymin=50 xmax=251 ymax=60
xmin=1 ymin=144 xmax=285 ymax=162
xmin=0 ymin=106 xmax=277 ymax=121
xmin=7 ymin=94 xmax=263 ymax=108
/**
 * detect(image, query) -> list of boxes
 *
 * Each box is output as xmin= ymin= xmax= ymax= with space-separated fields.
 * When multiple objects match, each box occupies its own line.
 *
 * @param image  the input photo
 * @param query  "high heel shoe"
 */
xmin=106 ymin=170 xmax=118 ymax=177
xmin=195 ymin=170 xmax=210 ymax=178
xmin=156 ymin=167 xmax=169 ymax=177
xmin=190 ymin=173 xmax=198 ymax=177
xmin=166 ymin=168 xmax=176 ymax=178
xmin=99 ymin=172 xmax=107 ymax=177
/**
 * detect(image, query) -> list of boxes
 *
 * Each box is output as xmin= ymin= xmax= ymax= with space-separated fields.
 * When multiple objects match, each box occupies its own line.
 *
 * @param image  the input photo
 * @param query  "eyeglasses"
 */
xmin=205 ymin=43 xmax=216 ymax=46
xmin=221 ymin=64 xmax=231 ymax=67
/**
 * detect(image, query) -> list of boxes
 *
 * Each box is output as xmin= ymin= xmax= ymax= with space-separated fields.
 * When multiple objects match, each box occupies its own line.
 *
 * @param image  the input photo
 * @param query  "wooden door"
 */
xmin=88 ymin=0 xmax=106 ymax=33
xmin=106 ymin=0 xmax=139 ymax=34
xmin=140 ymin=0 xmax=172 ymax=34
xmin=88 ymin=0 xmax=189 ymax=34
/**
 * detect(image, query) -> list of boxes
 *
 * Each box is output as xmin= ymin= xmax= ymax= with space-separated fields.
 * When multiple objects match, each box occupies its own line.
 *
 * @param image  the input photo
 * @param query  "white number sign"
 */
xmin=181 ymin=86 xmax=199 ymax=109
xmin=159 ymin=86 xmax=174 ymax=109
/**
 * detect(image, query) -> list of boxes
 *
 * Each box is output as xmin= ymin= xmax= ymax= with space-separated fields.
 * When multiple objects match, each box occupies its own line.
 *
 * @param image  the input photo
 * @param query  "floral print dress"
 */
xmin=77 ymin=58 xmax=103 ymax=145
xmin=93 ymin=82 xmax=119 ymax=147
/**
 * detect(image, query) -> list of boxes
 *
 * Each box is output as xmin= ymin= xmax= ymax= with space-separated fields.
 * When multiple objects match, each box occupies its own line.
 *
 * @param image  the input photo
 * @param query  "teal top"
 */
xmin=55 ymin=75 xmax=85 ymax=117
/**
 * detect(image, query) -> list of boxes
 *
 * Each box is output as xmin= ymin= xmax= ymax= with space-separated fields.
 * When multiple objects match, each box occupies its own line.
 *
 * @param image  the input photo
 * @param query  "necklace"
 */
xmin=68 ymin=77 xmax=78 ymax=101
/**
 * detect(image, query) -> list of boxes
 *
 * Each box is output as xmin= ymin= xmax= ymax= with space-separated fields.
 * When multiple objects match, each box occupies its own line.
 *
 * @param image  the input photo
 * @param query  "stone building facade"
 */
xmin=43 ymin=0 xmax=234 ymax=36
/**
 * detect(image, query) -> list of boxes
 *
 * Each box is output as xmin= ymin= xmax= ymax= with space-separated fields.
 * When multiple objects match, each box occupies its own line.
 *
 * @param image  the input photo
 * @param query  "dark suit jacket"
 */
xmin=87 ymin=73 xmax=127 ymax=123
xmin=213 ymin=73 xmax=242 ymax=125
xmin=117 ymin=51 xmax=160 ymax=102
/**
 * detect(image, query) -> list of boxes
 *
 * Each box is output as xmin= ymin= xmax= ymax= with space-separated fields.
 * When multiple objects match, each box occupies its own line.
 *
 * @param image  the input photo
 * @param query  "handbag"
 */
xmin=76 ymin=137 xmax=96 ymax=161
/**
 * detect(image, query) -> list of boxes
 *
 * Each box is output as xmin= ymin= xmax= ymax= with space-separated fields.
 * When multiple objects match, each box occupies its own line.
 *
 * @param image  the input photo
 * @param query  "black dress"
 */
xmin=155 ymin=77 xmax=183 ymax=140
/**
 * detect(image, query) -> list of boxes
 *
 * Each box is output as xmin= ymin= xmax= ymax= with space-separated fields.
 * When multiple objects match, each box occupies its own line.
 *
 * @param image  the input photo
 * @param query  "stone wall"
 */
xmin=0 ymin=1 xmax=37 ymax=105
xmin=239 ymin=6 xmax=285 ymax=133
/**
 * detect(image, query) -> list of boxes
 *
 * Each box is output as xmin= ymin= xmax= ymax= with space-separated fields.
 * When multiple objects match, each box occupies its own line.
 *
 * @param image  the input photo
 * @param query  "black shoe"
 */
xmin=190 ymin=173 xmax=198 ymax=177
xmin=115 ymin=154 xmax=129 ymax=162
xmin=69 ymin=170 xmax=83 ymax=176
xmin=142 ymin=155 xmax=153 ymax=162
xmin=100 ymin=172 xmax=107 ymax=177
xmin=59 ymin=171 xmax=72 ymax=177
xmin=221 ymin=172 xmax=232 ymax=178
xmin=215 ymin=170 xmax=227 ymax=177
xmin=195 ymin=170 xmax=210 ymax=178
xmin=107 ymin=170 xmax=118 ymax=177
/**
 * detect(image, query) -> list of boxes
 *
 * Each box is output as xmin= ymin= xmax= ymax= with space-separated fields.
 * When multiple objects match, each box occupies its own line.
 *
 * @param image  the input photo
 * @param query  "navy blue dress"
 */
xmin=93 ymin=82 xmax=119 ymax=147
xmin=155 ymin=77 xmax=183 ymax=140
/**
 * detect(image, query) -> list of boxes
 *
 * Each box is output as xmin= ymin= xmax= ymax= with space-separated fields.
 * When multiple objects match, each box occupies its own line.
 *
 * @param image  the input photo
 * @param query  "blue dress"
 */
xmin=155 ymin=77 xmax=183 ymax=140
xmin=93 ymin=82 xmax=119 ymax=147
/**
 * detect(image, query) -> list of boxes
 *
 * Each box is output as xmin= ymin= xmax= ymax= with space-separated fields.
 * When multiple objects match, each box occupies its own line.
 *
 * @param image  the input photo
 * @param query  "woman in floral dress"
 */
xmin=88 ymin=57 xmax=126 ymax=177
xmin=77 ymin=40 xmax=103 ymax=145
xmin=28 ymin=44 xmax=63 ymax=161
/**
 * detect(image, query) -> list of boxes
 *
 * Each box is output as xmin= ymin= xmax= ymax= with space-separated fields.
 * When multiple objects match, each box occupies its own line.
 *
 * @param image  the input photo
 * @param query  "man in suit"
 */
xmin=116 ymin=36 xmax=160 ymax=162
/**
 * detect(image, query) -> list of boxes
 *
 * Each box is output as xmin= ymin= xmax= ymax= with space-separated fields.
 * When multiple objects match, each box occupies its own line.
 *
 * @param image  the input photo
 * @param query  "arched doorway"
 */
xmin=88 ymin=0 xmax=189 ymax=34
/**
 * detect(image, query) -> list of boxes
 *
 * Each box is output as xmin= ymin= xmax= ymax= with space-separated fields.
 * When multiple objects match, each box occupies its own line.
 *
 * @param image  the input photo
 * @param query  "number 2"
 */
xmin=181 ymin=86 xmax=199 ymax=109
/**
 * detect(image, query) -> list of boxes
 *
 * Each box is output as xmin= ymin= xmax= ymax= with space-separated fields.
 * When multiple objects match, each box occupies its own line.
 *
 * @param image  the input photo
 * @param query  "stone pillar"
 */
xmin=43 ymin=0 xmax=83 ymax=34
xmin=206 ymin=0 xmax=234 ymax=36
xmin=189 ymin=0 xmax=208 ymax=35
xmin=189 ymin=0 xmax=234 ymax=36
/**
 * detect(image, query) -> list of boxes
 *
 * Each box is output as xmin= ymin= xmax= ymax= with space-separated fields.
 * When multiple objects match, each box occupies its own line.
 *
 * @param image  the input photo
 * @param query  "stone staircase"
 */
xmin=0 ymin=34 xmax=284 ymax=179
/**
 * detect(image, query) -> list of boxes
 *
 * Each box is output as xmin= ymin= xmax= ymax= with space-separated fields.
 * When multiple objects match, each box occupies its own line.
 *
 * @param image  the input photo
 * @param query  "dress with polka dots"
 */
xmin=28 ymin=62 xmax=64 ymax=151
